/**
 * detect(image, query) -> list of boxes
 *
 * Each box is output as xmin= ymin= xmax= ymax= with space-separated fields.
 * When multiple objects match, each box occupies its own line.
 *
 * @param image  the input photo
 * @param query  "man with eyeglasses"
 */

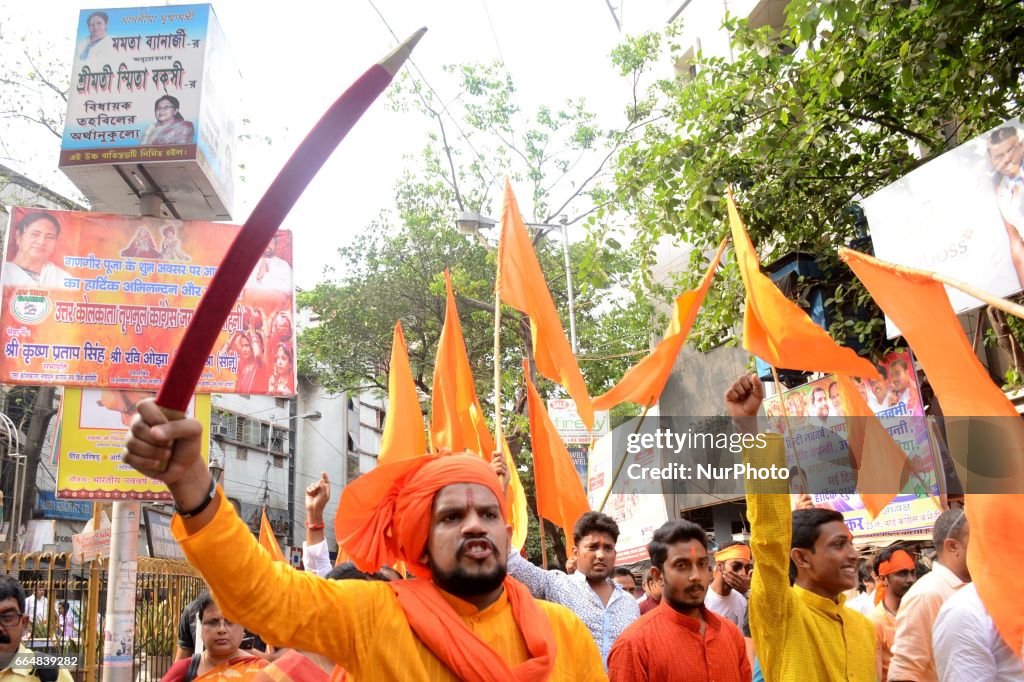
xmin=0 ymin=576 xmax=72 ymax=681
xmin=705 ymin=542 xmax=752 ymax=630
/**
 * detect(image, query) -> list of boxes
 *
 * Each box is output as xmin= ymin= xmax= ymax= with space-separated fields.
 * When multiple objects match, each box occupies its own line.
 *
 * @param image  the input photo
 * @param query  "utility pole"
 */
xmin=101 ymin=192 xmax=161 ymax=682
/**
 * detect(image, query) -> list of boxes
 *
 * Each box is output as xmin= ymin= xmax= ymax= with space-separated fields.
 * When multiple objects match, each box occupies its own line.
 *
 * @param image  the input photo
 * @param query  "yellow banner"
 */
xmin=56 ymin=388 xmax=210 ymax=500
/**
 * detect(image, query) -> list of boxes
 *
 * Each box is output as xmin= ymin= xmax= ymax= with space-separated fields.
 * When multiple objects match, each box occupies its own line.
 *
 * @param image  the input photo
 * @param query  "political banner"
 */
xmin=762 ymin=350 xmax=942 ymax=540
xmin=863 ymin=116 xmax=1024 ymax=337
xmin=0 ymin=207 xmax=296 ymax=394
xmin=56 ymin=387 xmax=211 ymax=500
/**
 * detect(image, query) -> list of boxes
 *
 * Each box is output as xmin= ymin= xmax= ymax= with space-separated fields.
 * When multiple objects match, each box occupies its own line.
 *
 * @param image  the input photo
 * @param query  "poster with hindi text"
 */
xmin=762 ymin=350 xmax=942 ymax=541
xmin=57 ymin=387 xmax=210 ymax=500
xmin=0 ymin=207 xmax=296 ymax=395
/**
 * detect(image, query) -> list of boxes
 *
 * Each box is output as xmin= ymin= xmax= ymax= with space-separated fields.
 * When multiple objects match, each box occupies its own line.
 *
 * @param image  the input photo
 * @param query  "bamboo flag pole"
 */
xmin=769 ymin=365 xmax=803 ymax=480
xmin=839 ymin=248 xmax=1024 ymax=321
xmin=597 ymin=405 xmax=652 ymax=514
xmin=930 ymin=271 xmax=1024 ymax=320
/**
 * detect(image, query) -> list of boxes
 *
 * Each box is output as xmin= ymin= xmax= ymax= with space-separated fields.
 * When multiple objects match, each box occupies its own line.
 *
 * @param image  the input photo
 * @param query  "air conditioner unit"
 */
xmin=211 ymin=423 xmax=231 ymax=438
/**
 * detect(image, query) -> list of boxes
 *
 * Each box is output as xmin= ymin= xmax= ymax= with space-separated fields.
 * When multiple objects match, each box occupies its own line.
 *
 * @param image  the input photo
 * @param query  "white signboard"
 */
xmin=863 ymin=117 xmax=1024 ymax=337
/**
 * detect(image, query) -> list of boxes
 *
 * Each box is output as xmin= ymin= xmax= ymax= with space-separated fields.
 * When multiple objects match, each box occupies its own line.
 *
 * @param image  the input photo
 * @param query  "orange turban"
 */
xmin=874 ymin=549 xmax=916 ymax=605
xmin=878 ymin=549 xmax=915 ymax=576
xmin=335 ymin=452 xmax=507 ymax=579
xmin=715 ymin=544 xmax=752 ymax=563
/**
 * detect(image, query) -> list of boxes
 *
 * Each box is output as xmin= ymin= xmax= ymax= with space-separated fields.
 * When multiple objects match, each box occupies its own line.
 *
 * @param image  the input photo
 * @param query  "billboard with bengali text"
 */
xmin=57 ymin=387 xmax=210 ymax=500
xmin=59 ymin=4 xmax=238 ymax=218
xmin=0 ymin=207 xmax=296 ymax=394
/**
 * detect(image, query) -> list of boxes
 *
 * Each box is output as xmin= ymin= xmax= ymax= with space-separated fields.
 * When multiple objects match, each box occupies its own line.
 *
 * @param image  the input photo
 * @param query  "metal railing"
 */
xmin=1 ymin=552 xmax=204 ymax=682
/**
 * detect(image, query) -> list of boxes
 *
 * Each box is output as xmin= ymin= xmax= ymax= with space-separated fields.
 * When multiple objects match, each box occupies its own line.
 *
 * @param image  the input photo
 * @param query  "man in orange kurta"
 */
xmin=607 ymin=520 xmax=750 ymax=682
xmin=122 ymin=400 xmax=606 ymax=682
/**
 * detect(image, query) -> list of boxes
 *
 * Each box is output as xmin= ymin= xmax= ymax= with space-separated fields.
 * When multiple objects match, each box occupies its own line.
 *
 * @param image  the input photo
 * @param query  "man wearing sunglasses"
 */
xmin=0 ymin=576 xmax=72 ymax=682
xmin=705 ymin=542 xmax=753 ymax=629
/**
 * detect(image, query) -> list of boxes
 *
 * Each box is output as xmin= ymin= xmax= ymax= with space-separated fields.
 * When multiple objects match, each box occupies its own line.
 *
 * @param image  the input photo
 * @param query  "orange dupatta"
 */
xmin=389 ymin=578 xmax=556 ymax=682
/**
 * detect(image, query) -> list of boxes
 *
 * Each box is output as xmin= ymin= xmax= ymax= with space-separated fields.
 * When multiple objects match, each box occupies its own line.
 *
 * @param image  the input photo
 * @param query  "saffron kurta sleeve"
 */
xmin=172 ymin=488 xmax=608 ymax=681
xmin=744 ymin=436 xmax=878 ymax=682
xmin=744 ymin=435 xmax=794 ymax=680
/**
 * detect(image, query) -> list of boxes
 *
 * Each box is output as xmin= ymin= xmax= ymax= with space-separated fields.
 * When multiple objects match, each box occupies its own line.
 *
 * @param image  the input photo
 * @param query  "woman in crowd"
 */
xmin=161 ymin=592 xmax=268 ymax=681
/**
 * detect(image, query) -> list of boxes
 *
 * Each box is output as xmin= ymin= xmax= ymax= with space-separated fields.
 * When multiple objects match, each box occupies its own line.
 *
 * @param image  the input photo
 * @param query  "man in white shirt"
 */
xmin=301 ymin=471 xmax=333 ymax=577
xmin=704 ymin=541 xmax=751 ymax=628
xmin=246 ymin=234 xmax=293 ymax=293
xmin=21 ymin=586 xmax=47 ymax=645
xmin=2 ymin=213 xmax=73 ymax=289
xmin=988 ymin=126 xmax=1024 ymax=287
xmin=933 ymin=582 xmax=1023 ymax=681
xmin=506 ymin=510 xmax=640 ymax=666
xmin=888 ymin=508 xmax=971 ymax=682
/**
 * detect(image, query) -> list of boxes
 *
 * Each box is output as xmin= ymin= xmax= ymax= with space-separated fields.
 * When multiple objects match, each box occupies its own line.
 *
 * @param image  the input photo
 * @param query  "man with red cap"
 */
xmin=868 ymin=547 xmax=917 ymax=680
xmin=122 ymin=399 xmax=605 ymax=681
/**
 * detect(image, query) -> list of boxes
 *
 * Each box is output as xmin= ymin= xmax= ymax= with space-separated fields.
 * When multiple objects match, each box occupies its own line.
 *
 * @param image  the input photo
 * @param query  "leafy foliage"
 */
xmin=298 ymin=63 xmax=655 ymax=564
xmin=610 ymin=0 xmax=1024 ymax=358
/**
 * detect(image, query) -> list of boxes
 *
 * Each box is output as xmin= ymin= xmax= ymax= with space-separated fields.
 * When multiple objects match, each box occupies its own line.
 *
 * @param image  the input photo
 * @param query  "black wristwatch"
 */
xmin=175 ymin=476 xmax=217 ymax=519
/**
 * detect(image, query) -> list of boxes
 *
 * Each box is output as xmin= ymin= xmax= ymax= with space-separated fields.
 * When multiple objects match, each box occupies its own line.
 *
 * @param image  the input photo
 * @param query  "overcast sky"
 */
xmin=1 ymin=0 xmax=672 ymax=287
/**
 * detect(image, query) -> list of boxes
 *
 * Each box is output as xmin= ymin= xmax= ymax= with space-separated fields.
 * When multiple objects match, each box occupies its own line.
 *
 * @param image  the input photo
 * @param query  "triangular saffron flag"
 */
xmin=835 ymin=375 xmax=907 ymax=517
xmin=259 ymin=507 xmax=287 ymax=563
xmin=727 ymin=192 xmax=879 ymax=378
xmin=593 ymin=239 xmax=726 ymax=411
xmin=841 ymin=247 xmax=1024 ymax=658
xmin=524 ymin=360 xmax=591 ymax=551
xmin=431 ymin=270 xmax=529 ymax=548
xmin=497 ymin=180 xmax=594 ymax=429
xmin=378 ymin=321 xmax=426 ymax=465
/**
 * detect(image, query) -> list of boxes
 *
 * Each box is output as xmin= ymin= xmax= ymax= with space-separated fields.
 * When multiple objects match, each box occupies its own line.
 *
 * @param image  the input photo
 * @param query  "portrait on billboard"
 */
xmin=863 ymin=116 xmax=1024 ymax=336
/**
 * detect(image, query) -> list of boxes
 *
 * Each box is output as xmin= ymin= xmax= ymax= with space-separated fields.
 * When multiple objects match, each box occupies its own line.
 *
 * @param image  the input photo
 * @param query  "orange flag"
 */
xmin=727 ymin=192 xmax=879 ymax=378
xmin=593 ymin=239 xmax=727 ymax=411
xmin=841 ymin=247 xmax=1024 ymax=657
xmin=524 ymin=360 xmax=591 ymax=551
xmin=378 ymin=321 xmax=426 ymax=465
xmin=497 ymin=180 xmax=593 ymax=429
xmin=835 ymin=375 xmax=908 ymax=517
xmin=259 ymin=508 xmax=287 ymax=563
xmin=431 ymin=270 xmax=529 ymax=548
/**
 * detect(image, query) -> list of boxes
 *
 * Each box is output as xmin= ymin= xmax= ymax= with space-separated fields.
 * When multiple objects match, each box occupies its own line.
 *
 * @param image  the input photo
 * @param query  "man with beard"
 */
xmin=505 ymin=509 xmax=640 ymax=667
xmin=868 ymin=548 xmax=917 ymax=680
xmin=0 ymin=576 xmax=72 ymax=681
xmin=726 ymin=374 xmax=880 ymax=682
xmin=607 ymin=520 xmax=750 ymax=682
xmin=122 ymin=399 xmax=604 ymax=681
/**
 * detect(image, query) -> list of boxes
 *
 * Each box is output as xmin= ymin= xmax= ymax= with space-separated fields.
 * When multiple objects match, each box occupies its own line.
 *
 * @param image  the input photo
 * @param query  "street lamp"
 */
xmin=455 ymin=212 xmax=578 ymax=352
xmin=272 ymin=408 xmax=323 ymax=546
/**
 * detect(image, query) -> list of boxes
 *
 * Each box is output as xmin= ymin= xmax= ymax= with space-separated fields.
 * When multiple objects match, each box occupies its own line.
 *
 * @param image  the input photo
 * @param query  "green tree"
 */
xmin=299 ymin=63 xmax=651 ymax=564
xmin=611 ymin=0 xmax=1024 ymax=367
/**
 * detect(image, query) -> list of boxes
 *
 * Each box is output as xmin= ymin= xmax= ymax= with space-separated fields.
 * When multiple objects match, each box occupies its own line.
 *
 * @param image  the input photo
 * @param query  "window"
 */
xmin=272 ymin=455 xmax=284 ymax=469
xmin=269 ymin=427 xmax=286 ymax=455
xmin=235 ymin=447 xmax=247 ymax=461
xmin=241 ymin=419 xmax=268 ymax=448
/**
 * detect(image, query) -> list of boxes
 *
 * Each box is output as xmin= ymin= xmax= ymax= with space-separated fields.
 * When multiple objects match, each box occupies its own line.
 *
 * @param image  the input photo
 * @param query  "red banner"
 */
xmin=0 ymin=207 xmax=296 ymax=394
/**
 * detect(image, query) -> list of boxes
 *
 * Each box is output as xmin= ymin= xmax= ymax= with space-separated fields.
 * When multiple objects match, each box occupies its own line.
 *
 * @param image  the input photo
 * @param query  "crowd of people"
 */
xmin=5 ymin=375 xmax=1017 ymax=681
xmin=113 ymin=374 xmax=1023 ymax=681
